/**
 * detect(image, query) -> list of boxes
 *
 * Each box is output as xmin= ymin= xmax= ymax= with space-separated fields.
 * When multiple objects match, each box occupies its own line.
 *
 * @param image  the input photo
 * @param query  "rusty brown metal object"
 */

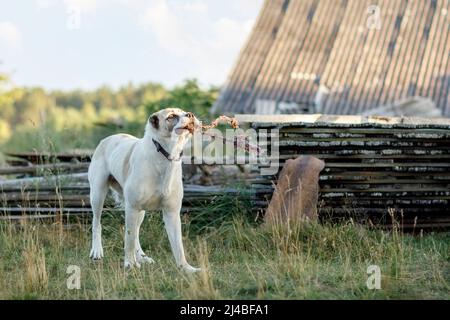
xmin=264 ymin=156 xmax=325 ymax=226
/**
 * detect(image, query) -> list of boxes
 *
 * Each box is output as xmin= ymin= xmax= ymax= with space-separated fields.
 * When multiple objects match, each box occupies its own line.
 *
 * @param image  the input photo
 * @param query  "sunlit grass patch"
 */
xmin=0 ymin=202 xmax=448 ymax=299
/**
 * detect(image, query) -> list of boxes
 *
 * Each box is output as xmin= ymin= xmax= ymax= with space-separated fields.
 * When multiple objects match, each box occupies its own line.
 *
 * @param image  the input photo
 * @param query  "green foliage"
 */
xmin=0 ymin=73 xmax=23 ymax=141
xmin=0 ymin=73 xmax=218 ymax=151
xmin=145 ymin=79 xmax=218 ymax=121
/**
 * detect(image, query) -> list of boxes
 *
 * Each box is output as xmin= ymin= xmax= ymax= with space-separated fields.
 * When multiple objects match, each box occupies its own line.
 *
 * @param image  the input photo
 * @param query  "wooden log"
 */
xmin=0 ymin=193 xmax=90 ymax=202
xmin=0 ymin=163 xmax=89 ymax=176
xmin=0 ymin=207 xmax=92 ymax=214
xmin=5 ymin=151 xmax=92 ymax=164
xmin=0 ymin=185 xmax=90 ymax=193
xmin=0 ymin=213 xmax=87 ymax=221
xmin=0 ymin=173 xmax=88 ymax=188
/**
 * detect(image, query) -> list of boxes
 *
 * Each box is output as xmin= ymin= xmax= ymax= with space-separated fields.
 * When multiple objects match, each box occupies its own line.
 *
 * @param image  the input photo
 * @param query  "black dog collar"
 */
xmin=152 ymin=138 xmax=183 ymax=161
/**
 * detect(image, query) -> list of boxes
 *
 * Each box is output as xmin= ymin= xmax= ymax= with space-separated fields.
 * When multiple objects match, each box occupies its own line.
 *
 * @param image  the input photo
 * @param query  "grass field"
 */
xmin=0 ymin=197 xmax=449 ymax=300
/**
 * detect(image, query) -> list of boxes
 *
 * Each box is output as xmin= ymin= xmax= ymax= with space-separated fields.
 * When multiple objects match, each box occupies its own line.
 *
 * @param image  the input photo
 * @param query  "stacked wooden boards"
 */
xmin=0 ymin=153 xmax=92 ymax=221
xmin=236 ymin=114 xmax=450 ymax=229
xmin=0 ymin=152 xmax=249 ymax=222
xmin=0 ymin=182 xmax=245 ymax=222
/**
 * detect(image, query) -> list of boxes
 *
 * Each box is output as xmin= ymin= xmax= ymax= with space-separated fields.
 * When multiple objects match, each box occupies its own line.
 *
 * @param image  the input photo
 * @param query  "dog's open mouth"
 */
xmin=175 ymin=124 xmax=195 ymax=135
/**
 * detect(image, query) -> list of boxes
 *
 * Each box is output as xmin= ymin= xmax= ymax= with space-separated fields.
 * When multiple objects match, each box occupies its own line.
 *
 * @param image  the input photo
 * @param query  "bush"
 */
xmin=0 ymin=77 xmax=219 ymax=152
xmin=145 ymin=79 xmax=218 ymax=121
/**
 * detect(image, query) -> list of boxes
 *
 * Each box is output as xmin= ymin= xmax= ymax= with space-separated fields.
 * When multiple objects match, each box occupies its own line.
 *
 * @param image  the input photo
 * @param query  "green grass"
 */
xmin=0 ymin=200 xmax=449 ymax=300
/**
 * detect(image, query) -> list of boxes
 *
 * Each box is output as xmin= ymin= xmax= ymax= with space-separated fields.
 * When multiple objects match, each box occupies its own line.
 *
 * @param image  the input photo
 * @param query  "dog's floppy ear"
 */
xmin=149 ymin=114 xmax=159 ymax=129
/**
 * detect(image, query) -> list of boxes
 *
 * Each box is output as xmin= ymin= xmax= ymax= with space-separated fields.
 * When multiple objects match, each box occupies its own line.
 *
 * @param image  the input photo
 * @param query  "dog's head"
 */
xmin=147 ymin=108 xmax=200 ymax=138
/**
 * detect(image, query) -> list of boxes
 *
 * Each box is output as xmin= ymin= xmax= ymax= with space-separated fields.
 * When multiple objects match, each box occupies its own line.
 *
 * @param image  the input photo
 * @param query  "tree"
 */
xmin=0 ymin=72 xmax=23 ymax=124
xmin=0 ymin=76 xmax=219 ymax=151
xmin=145 ymin=79 xmax=218 ymax=120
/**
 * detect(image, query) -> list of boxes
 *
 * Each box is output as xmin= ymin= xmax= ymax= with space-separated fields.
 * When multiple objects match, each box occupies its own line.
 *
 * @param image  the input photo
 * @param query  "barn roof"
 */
xmin=212 ymin=0 xmax=450 ymax=116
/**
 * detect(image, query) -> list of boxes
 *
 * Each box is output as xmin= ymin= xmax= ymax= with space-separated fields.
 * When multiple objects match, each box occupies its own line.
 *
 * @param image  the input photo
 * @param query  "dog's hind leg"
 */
xmin=88 ymin=169 xmax=109 ymax=260
xmin=135 ymin=210 xmax=155 ymax=265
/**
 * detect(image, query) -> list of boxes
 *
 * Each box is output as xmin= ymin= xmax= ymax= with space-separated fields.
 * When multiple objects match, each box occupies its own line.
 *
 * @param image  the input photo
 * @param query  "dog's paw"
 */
xmin=181 ymin=264 xmax=202 ymax=273
xmin=124 ymin=260 xmax=141 ymax=270
xmin=137 ymin=254 xmax=155 ymax=265
xmin=89 ymin=246 xmax=104 ymax=260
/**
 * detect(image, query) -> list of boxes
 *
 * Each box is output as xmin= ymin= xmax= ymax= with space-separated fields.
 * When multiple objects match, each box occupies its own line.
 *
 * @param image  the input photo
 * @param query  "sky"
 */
xmin=0 ymin=0 xmax=263 ymax=90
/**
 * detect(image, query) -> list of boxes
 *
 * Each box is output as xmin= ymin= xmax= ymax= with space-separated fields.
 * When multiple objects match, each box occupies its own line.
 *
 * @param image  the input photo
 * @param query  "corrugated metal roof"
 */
xmin=212 ymin=0 xmax=450 ymax=116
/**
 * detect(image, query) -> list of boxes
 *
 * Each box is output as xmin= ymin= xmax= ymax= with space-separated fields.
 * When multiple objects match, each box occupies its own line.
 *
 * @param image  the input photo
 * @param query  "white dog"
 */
xmin=88 ymin=108 xmax=201 ymax=272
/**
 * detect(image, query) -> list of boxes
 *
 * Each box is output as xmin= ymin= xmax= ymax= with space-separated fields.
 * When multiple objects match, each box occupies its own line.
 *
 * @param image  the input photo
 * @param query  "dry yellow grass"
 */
xmin=0 ymin=207 xmax=449 ymax=300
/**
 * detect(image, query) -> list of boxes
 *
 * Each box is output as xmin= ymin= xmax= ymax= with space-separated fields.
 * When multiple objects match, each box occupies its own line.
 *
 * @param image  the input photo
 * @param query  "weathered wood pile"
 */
xmin=0 ymin=152 xmax=91 ymax=221
xmin=236 ymin=114 xmax=450 ymax=229
xmin=3 ymin=114 xmax=450 ymax=230
xmin=0 ymin=152 xmax=248 ymax=222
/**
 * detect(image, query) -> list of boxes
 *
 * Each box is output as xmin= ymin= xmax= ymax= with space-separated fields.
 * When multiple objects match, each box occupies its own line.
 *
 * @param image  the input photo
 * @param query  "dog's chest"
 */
xmin=139 ymin=186 xmax=181 ymax=210
xmin=142 ymin=192 xmax=164 ymax=210
xmin=129 ymin=166 xmax=182 ymax=210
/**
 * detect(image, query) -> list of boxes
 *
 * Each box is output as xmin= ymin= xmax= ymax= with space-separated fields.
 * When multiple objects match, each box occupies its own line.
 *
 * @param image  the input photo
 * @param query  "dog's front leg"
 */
xmin=163 ymin=209 xmax=201 ymax=273
xmin=135 ymin=210 xmax=155 ymax=265
xmin=124 ymin=205 xmax=141 ymax=269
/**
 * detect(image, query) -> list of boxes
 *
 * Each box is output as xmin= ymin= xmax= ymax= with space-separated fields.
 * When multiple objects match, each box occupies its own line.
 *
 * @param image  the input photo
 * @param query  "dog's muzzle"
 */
xmin=176 ymin=112 xmax=198 ymax=135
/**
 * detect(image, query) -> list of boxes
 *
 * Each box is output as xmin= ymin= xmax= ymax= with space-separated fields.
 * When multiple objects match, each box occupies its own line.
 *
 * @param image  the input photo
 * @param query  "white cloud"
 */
xmin=138 ymin=0 xmax=257 ymax=84
xmin=139 ymin=0 xmax=190 ymax=55
xmin=31 ymin=0 xmax=262 ymax=86
xmin=172 ymin=0 xmax=208 ymax=14
xmin=35 ymin=0 xmax=59 ymax=8
xmin=35 ymin=0 xmax=145 ymax=13
xmin=0 ymin=21 xmax=22 ymax=51
xmin=230 ymin=0 xmax=264 ymax=14
xmin=63 ymin=0 xmax=101 ymax=13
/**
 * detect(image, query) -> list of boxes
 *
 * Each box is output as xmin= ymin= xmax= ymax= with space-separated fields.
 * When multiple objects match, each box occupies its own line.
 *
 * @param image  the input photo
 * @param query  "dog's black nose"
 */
xmin=186 ymin=112 xmax=194 ymax=118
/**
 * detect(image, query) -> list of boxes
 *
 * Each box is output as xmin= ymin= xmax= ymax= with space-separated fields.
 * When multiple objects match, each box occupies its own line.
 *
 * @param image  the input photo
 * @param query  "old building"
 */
xmin=212 ymin=0 xmax=450 ymax=117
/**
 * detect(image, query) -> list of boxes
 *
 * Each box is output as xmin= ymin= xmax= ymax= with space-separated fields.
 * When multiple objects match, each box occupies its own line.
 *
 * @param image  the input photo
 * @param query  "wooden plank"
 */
xmin=0 ymin=207 xmax=92 ymax=214
xmin=0 ymin=213 xmax=87 ymax=221
xmin=5 ymin=151 xmax=92 ymax=163
xmin=0 ymin=185 xmax=90 ymax=193
xmin=236 ymin=114 xmax=450 ymax=127
xmin=0 ymin=163 xmax=89 ymax=175
xmin=271 ymin=154 xmax=450 ymax=160
xmin=0 ymin=173 xmax=88 ymax=188
xmin=277 ymin=127 xmax=450 ymax=134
